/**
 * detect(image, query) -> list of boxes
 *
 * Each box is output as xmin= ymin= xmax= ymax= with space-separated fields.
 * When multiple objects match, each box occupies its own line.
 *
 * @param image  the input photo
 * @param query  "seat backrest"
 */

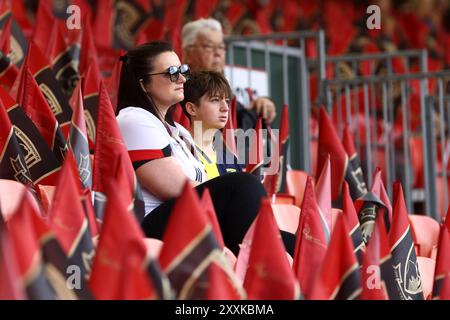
xmin=143 ymin=238 xmax=164 ymax=258
xmin=271 ymin=204 xmax=301 ymax=234
xmin=286 ymin=170 xmax=308 ymax=208
xmin=409 ymin=214 xmax=440 ymax=259
xmin=0 ymin=180 xmax=40 ymax=222
xmin=417 ymin=256 xmax=436 ymax=300
xmin=274 ymin=193 xmax=296 ymax=205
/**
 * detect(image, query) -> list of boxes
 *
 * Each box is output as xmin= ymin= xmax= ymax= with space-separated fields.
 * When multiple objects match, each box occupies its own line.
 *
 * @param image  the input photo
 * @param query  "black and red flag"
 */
xmin=8 ymin=188 xmax=92 ymax=299
xmin=342 ymin=181 xmax=366 ymax=263
xmin=432 ymin=208 xmax=450 ymax=299
xmin=25 ymin=41 xmax=73 ymax=138
xmin=385 ymin=182 xmax=424 ymax=300
xmin=0 ymin=86 xmax=61 ymax=185
xmin=17 ymin=64 xmax=68 ymax=164
xmin=292 ymin=176 xmax=328 ymax=299
xmin=310 ymin=212 xmax=362 ymax=300
xmin=317 ymin=107 xmax=368 ymax=205
xmin=93 ymin=0 xmax=150 ymax=51
xmin=81 ymin=62 xmax=100 ymax=151
xmin=0 ymin=15 xmax=19 ymax=90
xmin=360 ymin=211 xmax=389 ymax=300
xmin=0 ymin=5 xmax=28 ymax=69
xmin=0 ymin=97 xmax=32 ymax=185
xmin=68 ymin=81 xmax=92 ymax=190
xmin=355 ymin=168 xmax=391 ymax=244
xmin=244 ymin=198 xmax=300 ymax=300
xmin=92 ymin=81 xmax=145 ymax=223
xmin=158 ymin=182 xmax=243 ymax=299
xmin=342 ymin=124 xmax=368 ymax=200
xmin=89 ymin=179 xmax=168 ymax=299
xmin=47 ymin=20 xmax=80 ymax=98
xmin=206 ymin=262 xmax=243 ymax=300
xmin=48 ymin=151 xmax=95 ymax=280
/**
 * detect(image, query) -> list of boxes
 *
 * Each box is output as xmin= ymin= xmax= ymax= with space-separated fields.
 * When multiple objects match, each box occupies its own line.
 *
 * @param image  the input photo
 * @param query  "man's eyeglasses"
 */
xmin=146 ymin=64 xmax=191 ymax=82
xmin=188 ymin=43 xmax=227 ymax=53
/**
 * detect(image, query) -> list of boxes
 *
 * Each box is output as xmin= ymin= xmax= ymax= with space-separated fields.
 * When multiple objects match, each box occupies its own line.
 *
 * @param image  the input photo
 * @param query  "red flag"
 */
xmin=292 ymin=176 xmax=328 ymax=299
xmin=92 ymin=0 xmax=115 ymax=50
xmin=68 ymin=81 xmax=92 ymax=190
xmin=93 ymin=81 xmax=144 ymax=223
xmin=48 ymin=151 xmax=95 ymax=279
xmin=0 ymin=223 xmax=26 ymax=299
xmin=0 ymin=97 xmax=33 ymax=185
xmin=244 ymin=198 xmax=300 ymax=300
xmin=24 ymin=41 xmax=73 ymax=138
xmin=370 ymin=168 xmax=393 ymax=223
xmin=89 ymin=186 xmax=159 ymax=300
xmin=342 ymin=182 xmax=365 ymax=262
xmin=206 ymin=262 xmax=242 ymax=300
xmin=360 ymin=212 xmax=389 ymax=300
xmin=0 ymin=16 xmax=19 ymax=90
xmin=0 ymin=86 xmax=62 ymax=185
xmin=386 ymin=182 xmax=424 ymax=300
xmin=245 ymin=117 xmax=264 ymax=175
xmin=105 ymin=52 xmax=123 ymax=111
xmin=342 ymin=125 xmax=368 ymax=200
xmin=32 ymin=0 xmax=56 ymax=55
xmin=8 ymin=189 xmax=92 ymax=299
xmin=317 ymin=106 xmax=348 ymax=201
xmin=17 ymin=65 xmax=68 ymax=163
xmin=310 ymin=212 xmax=361 ymax=300
xmin=194 ymin=0 xmax=219 ymax=19
xmin=222 ymin=96 xmax=237 ymax=156
xmin=432 ymin=222 xmax=450 ymax=299
xmin=159 ymin=182 xmax=240 ymax=299
xmin=79 ymin=18 xmax=101 ymax=78
xmin=201 ymin=188 xmax=225 ymax=249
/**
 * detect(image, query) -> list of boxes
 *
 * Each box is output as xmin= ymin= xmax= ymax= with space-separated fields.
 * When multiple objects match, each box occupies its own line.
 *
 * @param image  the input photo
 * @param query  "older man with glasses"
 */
xmin=182 ymin=18 xmax=277 ymax=131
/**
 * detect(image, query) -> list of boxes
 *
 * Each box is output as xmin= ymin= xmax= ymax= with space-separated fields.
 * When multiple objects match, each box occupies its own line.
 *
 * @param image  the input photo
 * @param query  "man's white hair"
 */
xmin=182 ymin=18 xmax=223 ymax=49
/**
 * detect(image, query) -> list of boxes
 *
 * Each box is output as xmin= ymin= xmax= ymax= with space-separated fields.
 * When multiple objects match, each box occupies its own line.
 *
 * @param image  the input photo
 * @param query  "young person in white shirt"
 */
xmin=115 ymin=41 xmax=269 ymax=255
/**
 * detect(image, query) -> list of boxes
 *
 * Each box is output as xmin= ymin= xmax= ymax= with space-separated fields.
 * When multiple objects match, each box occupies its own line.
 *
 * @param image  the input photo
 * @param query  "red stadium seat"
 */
xmin=143 ymin=238 xmax=164 ymax=258
xmin=417 ymin=256 xmax=435 ymax=300
xmin=273 ymin=193 xmax=296 ymax=205
xmin=409 ymin=214 xmax=440 ymax=259
xmin=271 ymin=204 xmax=300 ymax=234
xmin=286 ymin=170 xmax=308 ymax=208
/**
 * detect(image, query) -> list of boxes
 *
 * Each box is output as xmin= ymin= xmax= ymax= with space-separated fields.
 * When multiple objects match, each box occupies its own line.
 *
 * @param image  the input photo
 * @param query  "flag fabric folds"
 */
xmin=244 ymin=198 xmax=300 ymax=300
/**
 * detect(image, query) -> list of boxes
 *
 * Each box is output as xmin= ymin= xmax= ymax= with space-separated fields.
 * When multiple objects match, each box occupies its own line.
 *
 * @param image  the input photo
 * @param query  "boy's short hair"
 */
xmin=180 ymin=71 xmax=232 ymax=121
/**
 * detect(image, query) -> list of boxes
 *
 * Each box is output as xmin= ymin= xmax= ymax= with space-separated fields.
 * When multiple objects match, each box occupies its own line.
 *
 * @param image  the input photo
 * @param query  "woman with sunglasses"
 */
xmin=115 ymin=41 xmax=286 ymax=255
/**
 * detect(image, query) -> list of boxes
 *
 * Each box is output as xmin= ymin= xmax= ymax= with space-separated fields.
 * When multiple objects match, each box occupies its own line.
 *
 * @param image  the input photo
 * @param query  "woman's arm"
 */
xmin=136 ymin=156 xmax=190 ymax=201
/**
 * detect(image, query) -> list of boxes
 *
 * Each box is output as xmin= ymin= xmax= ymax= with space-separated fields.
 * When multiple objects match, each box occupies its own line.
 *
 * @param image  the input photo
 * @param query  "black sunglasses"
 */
xmin=146 ymin=64 xmax=190 ymax=82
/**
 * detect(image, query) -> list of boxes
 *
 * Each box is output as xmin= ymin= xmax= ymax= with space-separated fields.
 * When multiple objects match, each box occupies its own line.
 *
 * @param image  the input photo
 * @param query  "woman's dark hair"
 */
xmin=179 ymin=71 xmax=232 ymax=122
xmin=116 ymin=41 xmax=175 ymax=124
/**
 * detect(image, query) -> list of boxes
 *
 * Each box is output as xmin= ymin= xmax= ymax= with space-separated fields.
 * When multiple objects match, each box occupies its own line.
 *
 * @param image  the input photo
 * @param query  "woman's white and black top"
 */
xmin=116 ymin=107 xmax=206 ymax=215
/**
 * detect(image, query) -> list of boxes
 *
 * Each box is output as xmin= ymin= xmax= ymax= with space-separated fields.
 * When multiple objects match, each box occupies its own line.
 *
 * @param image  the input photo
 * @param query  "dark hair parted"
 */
xmin=179 ymin=71 xmax=232 ymax=121
xmin=116 ymin=41 xmax=175 ymax=123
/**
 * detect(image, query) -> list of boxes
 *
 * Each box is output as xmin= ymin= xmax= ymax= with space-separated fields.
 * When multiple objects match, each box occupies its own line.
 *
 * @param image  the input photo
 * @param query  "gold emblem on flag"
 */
xmin=39 ymin=83 xmax=63 ymax=116
xmin=393 ymin=244 xmax=423 ymax=299
xmin=13 ymin=126 xmax=41 ymax=168
xmin=10 ymin=155 xmax=32 ymax=184
xmin=78 ymin=153 xmax=91 ymax=185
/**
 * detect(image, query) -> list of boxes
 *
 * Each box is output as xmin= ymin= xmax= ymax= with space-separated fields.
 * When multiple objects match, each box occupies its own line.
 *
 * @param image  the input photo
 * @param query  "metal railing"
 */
xmin=323 ymin=69 xmax=450 ymax=220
